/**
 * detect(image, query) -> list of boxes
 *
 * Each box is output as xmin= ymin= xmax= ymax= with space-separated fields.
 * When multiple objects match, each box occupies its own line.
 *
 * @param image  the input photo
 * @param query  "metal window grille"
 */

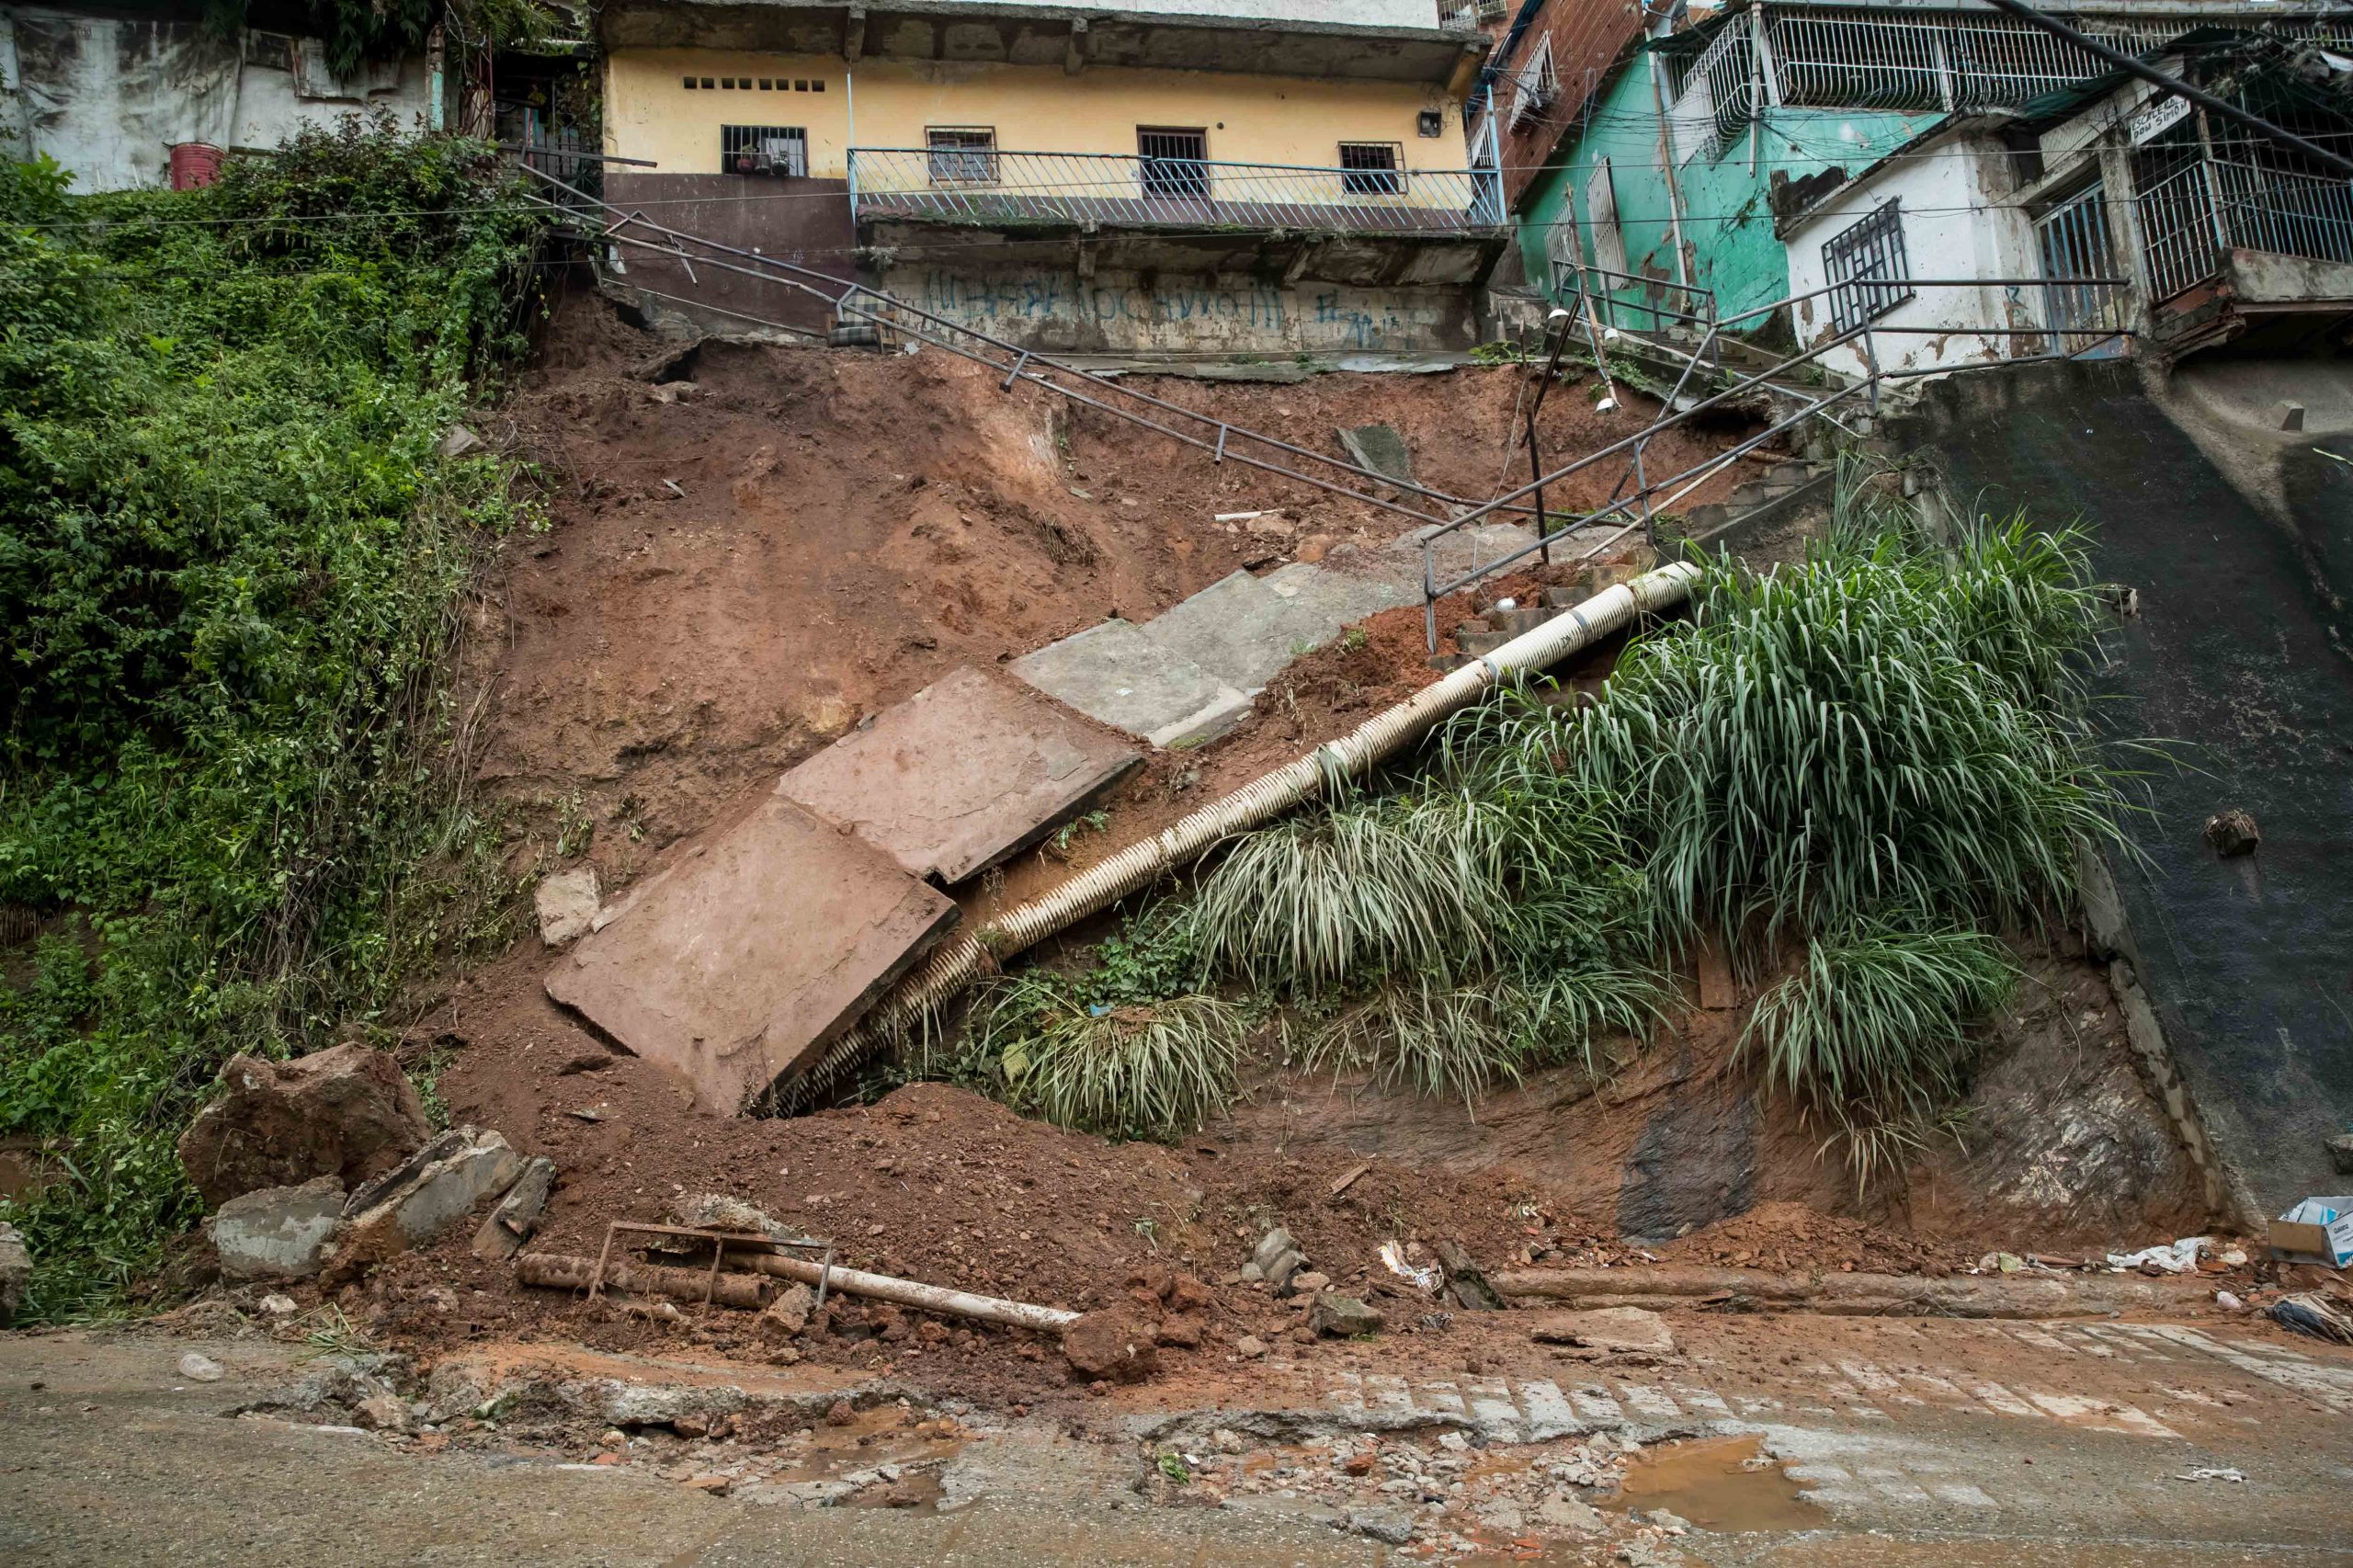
xmin=1586 ymin=158 xmax=1627 ymax=277
xmin=2034 ymin=182 xmax=2121 ymax=352
xmin=1338 ymin=142 xmax=1404 ymax=197
xmin=1766 ymin=9 xmax=2181 ymax=115
xmin=1669 ymin=23 xmax=1756 ymax=162
xmin=926 ymin=127 xmax=997 ymax=186
xmin=1137 ymin=128 xmax=1210 ymax=199
xmin=1510 ymin=34 xmax=1559 ymax=131
xmin=1823 ymin=199 xmax=1912 ymax=334
xmin=721 ymin=125 xmax=807 ymax=177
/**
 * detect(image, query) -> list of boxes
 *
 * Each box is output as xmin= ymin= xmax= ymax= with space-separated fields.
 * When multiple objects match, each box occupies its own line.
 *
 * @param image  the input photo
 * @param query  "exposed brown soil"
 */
xmin=474 ymin=290 xmax=1744 ymax=887
xmin=347 ymin=290 xmax=2232 ymax=1410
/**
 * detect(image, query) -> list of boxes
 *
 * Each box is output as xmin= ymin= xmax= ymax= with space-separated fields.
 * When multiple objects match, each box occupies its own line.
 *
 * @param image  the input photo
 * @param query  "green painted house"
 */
xmin=1491 ymin=0 xmax=2341 ymax=342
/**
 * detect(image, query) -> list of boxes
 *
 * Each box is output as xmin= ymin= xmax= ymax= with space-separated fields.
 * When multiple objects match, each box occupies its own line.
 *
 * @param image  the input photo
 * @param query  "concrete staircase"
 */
xmin=1429 ymin=553 xmax=1658 ymax=672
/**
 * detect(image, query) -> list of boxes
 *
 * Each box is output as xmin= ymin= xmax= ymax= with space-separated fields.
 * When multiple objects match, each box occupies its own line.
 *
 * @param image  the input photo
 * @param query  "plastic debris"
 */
xmin=1380 ymin=1240 xmax=1440 ymax=1292
xmin=2105 ymin=1236 xmax=2209 ymax=1274
xmin=2175 ymin=1466 xmax=2245 ymax=1483
xmin=2269 ymin=1291 xmax=2353 ymax=1345
xmin=2215 ymin=1290 xmax=2243 ymax=1310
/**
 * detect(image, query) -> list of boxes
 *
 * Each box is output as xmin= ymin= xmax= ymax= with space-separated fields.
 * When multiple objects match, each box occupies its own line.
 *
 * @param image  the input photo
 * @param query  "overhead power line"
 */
xmin=1979 ymin=0 xmax=2353 ymax=179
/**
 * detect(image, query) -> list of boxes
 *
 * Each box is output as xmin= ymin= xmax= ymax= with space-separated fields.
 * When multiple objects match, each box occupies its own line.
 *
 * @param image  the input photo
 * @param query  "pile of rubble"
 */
xmin=183 ymin=1044 xmax=553 ymax=1286
xmin=1144 ymin=1425 xmax=1699 ymax=1564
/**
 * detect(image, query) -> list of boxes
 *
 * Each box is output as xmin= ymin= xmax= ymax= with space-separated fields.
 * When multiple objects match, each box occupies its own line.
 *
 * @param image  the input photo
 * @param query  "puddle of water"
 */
xmin=763 ymin=1405 xmax=967 ymax=1512
xmin=1603 ymin=1434 xmax=1820 ymax=1533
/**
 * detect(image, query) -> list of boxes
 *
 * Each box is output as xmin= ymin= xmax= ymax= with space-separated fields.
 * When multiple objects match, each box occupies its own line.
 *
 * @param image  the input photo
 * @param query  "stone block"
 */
xmin=210 ymin=1176 xmax=346 ymax=1281
xmin=1008 ymin=617 xmax=1252 ymax=750
xmin=178 ymin=1043 xmax=429 ymax=1209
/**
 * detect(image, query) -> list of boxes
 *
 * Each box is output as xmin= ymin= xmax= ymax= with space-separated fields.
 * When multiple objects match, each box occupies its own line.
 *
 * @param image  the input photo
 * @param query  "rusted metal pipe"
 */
xmin=1492 ymin=1265 xmax=2208 ymax=1320
xmin=517 ymin=1253 xmax=771 ymax=1310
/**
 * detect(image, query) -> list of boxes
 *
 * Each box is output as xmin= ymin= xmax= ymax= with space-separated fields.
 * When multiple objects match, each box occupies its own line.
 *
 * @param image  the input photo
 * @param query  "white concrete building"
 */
xmin=0 ymin=4 xmax=435 ymax=192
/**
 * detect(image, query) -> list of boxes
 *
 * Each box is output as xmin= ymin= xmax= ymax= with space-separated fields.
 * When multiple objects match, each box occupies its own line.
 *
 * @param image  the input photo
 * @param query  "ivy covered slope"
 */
xmin=0 ymin=122 xmax=548 ymax=1318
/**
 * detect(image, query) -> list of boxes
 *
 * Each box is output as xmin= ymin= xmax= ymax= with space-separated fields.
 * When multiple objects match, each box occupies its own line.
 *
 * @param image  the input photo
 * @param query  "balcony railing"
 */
xmin=2138 ymin=154 xmax=2353 ymax=303
xmin=847 ymin=148 xmax=1506 ymax=236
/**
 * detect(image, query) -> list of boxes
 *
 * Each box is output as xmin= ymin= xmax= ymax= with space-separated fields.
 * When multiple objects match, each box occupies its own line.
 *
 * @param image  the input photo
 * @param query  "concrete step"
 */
xmin=1489 ymin=606 xmax=1555 ymax=636
xmin=1456 ymin=628 xmax=1518 ymax=657
xmin=1540 ymin=584 xmax=1593 ymax=610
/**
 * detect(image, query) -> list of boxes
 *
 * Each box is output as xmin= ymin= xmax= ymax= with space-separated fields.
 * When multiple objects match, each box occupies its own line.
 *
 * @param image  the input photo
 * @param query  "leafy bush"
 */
xmin=0 ymin=124 xmax=546 ymax=1316
xmin=1568 ymin=518 xmax=2121 ymax=958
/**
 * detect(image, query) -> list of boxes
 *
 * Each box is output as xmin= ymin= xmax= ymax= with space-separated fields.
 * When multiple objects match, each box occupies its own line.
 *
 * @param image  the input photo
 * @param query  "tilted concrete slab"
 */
xmin=777 ymin=665 xmax=1141 ymax=885
xmin=1141 ymin=565 xmax=1418 ymax=693
xmin=1008 ymin=617 xmax=1252 ymax=750
xmin=1337 ymin=423 xmax=1417 ymax=489
xmin=545 ymin=796 xmax=958 ymax=1113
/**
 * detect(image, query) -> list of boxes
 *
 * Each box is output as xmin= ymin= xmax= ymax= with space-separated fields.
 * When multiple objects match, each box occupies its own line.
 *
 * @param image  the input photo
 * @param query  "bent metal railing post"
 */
xmin=846 ymin=148 xmax=1506 ymax=237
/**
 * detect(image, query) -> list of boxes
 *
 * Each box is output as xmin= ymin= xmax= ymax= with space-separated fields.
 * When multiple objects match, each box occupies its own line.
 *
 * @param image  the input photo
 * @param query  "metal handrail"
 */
xmin=1419 ymin=275 xmax=2136 ymax=647
xmin=847 ymin=148 xmax=1507 ymax=234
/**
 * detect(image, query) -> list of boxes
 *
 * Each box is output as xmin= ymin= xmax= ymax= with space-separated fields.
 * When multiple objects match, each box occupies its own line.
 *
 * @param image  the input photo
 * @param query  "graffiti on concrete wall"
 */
xmin=899 ymin=268 xmax=1454 ymax=353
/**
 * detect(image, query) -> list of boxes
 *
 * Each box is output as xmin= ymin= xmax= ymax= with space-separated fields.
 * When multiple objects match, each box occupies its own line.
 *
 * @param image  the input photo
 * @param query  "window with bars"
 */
xmin=1138 ymin=128 xmax=1210 ymax=199
xmin=721 ymin=125 xmax=807 ymax=177
xmin=1338 ymin=142 xmax=1404 ymax=197
xmin=926 ymin=127 xmax=998 ymax=186
xmin=1823 ymin=199 xmax=1912 ymax=333
xmin=2034 ymin=181 xmax=2120 ymax=348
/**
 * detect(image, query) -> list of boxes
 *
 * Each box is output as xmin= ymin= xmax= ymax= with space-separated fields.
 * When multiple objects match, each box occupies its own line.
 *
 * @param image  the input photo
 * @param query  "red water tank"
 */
xmin=168 ymin=142 xmax=224 ymax=190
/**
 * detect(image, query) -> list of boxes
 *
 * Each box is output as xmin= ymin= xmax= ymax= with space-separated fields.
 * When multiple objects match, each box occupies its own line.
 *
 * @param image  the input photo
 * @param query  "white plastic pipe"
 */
xmin=778 ymin=561 xmax=1705 ymax=1108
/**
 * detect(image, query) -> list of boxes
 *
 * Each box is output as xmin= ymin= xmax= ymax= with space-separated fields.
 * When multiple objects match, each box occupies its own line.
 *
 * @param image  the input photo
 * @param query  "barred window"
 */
xmin=1823 ymin=200 xmax=1913 ymax=334
xmin=1338 ymin=142 xmax=1404 ymax=197
xmin=722 ymin=125 xmax=808 ymax=177
xmin=926 ymin=128 xmax=998 ymax=186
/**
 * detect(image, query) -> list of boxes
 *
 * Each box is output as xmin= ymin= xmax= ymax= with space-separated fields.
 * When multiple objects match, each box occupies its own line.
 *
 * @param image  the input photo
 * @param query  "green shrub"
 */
xmin=0 ymin=124 xmax=546 ymax=1317
xmin=1742 ymin=911 xmax=2018 ymax=1183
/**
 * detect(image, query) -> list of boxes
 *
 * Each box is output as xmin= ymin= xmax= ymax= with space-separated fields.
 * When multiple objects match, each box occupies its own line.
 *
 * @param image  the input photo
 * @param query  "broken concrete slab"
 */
xmin=535 ymin=868 xmax=600 ymax=948
xmin=778 ymin=665 xmax=1139 ymax=885
xmin=210 ymin=1176 xmax=346 ymax=1281
xmin=1009 ymin=617 xmax=1251 ymax=750
xmin=1310 ymin=1293 xmax=1385 ymax=1337
xmin=545 ymin=795 xmax=959 ymax=1111
xmin=1140 ymin=566 xmax=1416 ymax=694
xmin=471 ymin=1156 xmax=555 ymax=1262
xmin=1336 ymin=424 xmax=1415 ymax=490
xmin=178 ymin=1043 xmax=429 ymax=1209
xmin=330 ymin=1127 xmax=523 ymax=1280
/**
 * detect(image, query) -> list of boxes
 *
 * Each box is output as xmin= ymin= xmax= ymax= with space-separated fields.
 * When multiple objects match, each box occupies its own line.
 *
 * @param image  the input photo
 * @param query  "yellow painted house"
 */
xmin=592 ymin=1 xmax=1505 ymax=354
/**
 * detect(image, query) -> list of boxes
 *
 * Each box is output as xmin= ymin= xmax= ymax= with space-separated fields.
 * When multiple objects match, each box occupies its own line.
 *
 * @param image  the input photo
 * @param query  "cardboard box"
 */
xmin=2268 ymin=1197 xmax=2353 ymax=1267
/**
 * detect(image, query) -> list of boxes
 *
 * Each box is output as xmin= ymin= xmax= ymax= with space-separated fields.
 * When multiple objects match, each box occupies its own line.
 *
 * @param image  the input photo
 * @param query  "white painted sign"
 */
xmin=2128 ymin=94 xmax=2192 ymax=146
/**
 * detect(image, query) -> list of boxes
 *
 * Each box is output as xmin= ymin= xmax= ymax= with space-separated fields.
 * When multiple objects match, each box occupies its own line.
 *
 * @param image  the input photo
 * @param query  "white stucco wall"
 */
xmin=0 ymin=6 xmax=431 ymax=192
xmin=1782 ymin=137 xmax=2042 ymax=381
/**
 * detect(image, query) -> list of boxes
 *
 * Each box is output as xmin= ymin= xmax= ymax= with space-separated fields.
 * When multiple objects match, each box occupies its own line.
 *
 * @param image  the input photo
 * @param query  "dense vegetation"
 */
xmin=957 ymin=480 xmax=2126 ymax=1170
xmin=0 ymin=123 xmax=547 ymax=1317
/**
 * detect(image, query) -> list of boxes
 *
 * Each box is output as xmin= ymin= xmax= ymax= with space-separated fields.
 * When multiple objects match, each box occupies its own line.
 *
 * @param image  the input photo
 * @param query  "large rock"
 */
xmin=470 ymin=1156 xmax=555 ymax=1262
xmin=1061 ymin=1309 xmax=1159 ymax=1383
xmin=327 ymin=1127 xmax=523 ymax=1281
xmin=1309 ymin=1293 xmax=1385 ymax=1338
xmin=178 ymin=1044 xmax=429 ymax=1208
xmin=0 ymin=1221 xmax=29 ymax=1324
xmin=535 ymin=869 xmax=601 ymax=948
xmin=210 ymin=1176 xmax=346 ymax=1280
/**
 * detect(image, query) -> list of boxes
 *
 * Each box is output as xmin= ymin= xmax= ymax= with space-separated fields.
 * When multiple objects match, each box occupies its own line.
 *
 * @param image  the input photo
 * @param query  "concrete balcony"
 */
xmin=847 ymin=148 xmax=1506 ymax=238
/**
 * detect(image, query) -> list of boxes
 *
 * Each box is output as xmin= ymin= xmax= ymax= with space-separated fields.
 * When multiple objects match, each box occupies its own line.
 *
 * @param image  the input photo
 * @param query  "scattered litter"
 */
xmin=567 ymin=1105 xmax=614 ymax=1123
xmin=1214 ymin=510 xmax=1268 ymax=522
xmin=1381 ymin=1240 xmax=1440 ymax=1292
xmin=2269 ymin=1291 xmax=2353 ymax=1345
xmin=2268 ymin=1196 xmax=2353 ymax=1267
xmin=2215 ymin=1290 xmax=2243 ymax=1310
xmin=662 ymin=479 xmax=686 ymax=499
xmin=2175 ymin=1466 xmax=2246 ymax=1483
xmin=2106 ymin=1236 xmax=2209 ymax=1274
xmin=176 ymin=1352 xmax=225 ymax=1383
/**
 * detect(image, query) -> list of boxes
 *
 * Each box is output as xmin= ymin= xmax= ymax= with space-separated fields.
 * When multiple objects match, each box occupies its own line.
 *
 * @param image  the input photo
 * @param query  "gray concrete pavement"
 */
xmin=3 ymin=1314 xmax=2350 ymax=1567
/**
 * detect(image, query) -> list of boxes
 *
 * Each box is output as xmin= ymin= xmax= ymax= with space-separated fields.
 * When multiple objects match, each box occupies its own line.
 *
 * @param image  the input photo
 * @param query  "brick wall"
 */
xmin=1488 ymin=0 xmax=1651 ymax=210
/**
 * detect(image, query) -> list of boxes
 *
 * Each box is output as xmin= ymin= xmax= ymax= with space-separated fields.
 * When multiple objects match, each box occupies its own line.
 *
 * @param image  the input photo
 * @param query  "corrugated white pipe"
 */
xmin=774 ymin=560 xmax=1704 ymax=1110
